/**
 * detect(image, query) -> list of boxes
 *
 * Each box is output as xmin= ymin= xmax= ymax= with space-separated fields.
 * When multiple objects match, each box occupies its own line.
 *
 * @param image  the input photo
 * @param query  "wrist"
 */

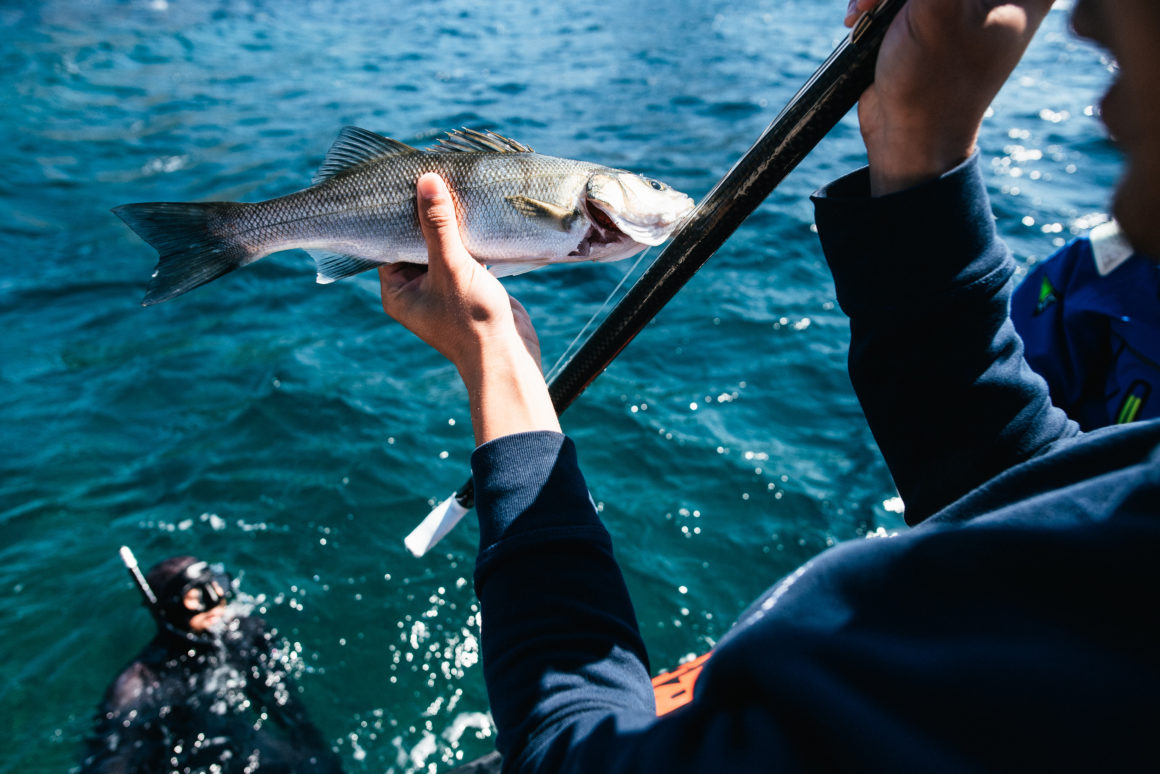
xmin=860 ymin=104 xmax=981 ymax=197
xmin=456 ymin=333 xmax=560 ymax=446
xmin=866 ymin=137 xmax=975 ymax=197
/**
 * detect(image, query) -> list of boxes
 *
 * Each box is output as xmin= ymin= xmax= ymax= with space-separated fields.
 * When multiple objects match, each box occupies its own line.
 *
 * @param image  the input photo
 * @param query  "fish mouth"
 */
xmin=568 ymin=200 xmax=634 ymax=258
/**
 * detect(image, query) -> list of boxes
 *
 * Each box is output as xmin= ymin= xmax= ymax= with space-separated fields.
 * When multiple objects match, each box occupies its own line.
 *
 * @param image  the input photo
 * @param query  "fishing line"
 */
xmin=545 ymin=248 xmax=652 ymax=384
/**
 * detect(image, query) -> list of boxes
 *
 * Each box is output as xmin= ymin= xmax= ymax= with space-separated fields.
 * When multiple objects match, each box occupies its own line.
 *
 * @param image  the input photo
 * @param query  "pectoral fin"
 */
xmin=506 ymin=195 xmax=580 ymax=233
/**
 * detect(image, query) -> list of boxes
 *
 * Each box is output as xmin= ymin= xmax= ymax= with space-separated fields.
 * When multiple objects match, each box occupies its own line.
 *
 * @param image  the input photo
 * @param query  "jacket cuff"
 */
xmin=811 ymin=153 xmax=1008 ymax=320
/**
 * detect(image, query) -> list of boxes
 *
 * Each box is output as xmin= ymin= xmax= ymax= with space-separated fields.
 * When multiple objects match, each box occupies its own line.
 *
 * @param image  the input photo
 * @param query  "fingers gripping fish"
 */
xmin=113 ymin=127 xmax=696 ymax=306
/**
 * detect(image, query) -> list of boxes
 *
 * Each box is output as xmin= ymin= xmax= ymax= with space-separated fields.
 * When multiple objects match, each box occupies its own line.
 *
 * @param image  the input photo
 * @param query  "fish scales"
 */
xmin=112 ymin=127 xmax=695 ymax=305
xmin=209 ymin=154 xmax=595 ymax=264
xmin=253 ymin=152 xmax=596 ymax=263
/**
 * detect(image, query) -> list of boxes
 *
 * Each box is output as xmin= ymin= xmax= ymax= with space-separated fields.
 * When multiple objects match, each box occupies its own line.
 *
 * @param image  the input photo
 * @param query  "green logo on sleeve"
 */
xmin=1034 ymin=275 xmax=1058 ymax=315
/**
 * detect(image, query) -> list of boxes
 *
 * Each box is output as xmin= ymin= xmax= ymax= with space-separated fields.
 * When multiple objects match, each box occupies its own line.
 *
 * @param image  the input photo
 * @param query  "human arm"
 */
xmin=79 ymin=664 xmax=163 ymax=774
xmin=813 ymin=0 xmax=1076 ymax=521
xmin=379 ymin=175 xmax=654 ymax=770
xmin=814 ymin=157 xmax=1077 ymax=522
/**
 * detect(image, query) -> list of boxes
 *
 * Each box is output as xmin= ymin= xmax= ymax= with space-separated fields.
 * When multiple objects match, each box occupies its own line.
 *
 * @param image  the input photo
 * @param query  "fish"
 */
xmin=112 ymin=127 xmax=696 ymax=306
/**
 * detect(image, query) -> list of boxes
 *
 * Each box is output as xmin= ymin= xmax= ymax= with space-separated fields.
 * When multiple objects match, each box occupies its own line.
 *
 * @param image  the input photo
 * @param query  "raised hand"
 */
xmin=846 ymin=0 xmax=1054 ymax=195
xmin=379 ymin=173 xmax=560 ymax=445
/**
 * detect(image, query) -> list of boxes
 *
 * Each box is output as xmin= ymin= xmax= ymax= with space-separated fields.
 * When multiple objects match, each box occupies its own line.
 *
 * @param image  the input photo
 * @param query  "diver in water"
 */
xmin=80 ymin=549 xmax=343 ymax=774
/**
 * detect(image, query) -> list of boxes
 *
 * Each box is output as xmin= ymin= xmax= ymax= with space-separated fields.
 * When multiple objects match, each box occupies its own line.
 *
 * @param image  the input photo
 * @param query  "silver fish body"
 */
xmin=113 ymin=127 xmax=695 ymax=306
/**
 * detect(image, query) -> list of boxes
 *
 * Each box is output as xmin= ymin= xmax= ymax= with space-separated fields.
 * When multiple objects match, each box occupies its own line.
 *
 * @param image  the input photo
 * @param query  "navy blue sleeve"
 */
xmin=811 ymin=155 xmax=1077 ymax=523
xmin=471 ymin=432 xmax=655 ymax=773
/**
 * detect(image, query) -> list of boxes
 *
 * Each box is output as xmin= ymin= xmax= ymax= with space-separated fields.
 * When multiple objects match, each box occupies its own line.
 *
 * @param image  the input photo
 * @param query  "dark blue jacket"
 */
xmin=470 ymin=156 xmax=1160 ymax=773
xmin=1010 ymin=227 xmax=1160 ymax=429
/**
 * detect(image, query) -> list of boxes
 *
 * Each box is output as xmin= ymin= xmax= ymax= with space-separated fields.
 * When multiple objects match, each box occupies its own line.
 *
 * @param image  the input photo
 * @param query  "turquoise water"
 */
xmin=0 ymin=1 xmax=1119 ymax=771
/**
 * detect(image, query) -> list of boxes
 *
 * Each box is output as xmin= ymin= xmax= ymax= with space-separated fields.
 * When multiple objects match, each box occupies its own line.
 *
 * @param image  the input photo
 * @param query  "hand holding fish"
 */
xmin=380 ymin=173 xmax=561 ymax=446
xmin=378 ymin=173 xmax=537 ymax=371
xmin=114 ymin=127 xmax=694 ymax=306
xmin=847 ymin=0 xmax=1054 ymax=196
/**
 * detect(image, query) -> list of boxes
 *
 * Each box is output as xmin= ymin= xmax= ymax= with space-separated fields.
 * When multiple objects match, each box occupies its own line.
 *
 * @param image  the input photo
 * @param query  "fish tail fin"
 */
xmin=112 ymin=201 xmax=256 ymax=306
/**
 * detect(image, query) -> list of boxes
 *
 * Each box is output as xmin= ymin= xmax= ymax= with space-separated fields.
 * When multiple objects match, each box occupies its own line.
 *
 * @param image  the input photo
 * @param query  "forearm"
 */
xmin=383 ymin=171 xmax=650 ymax=772
xmin=472 ymin=433 xmax=653 ymax=772
xmin=812 ymin=155 xmax=1077 ymax=522
xmin=457 ymin=336 xmax=560 ymax=446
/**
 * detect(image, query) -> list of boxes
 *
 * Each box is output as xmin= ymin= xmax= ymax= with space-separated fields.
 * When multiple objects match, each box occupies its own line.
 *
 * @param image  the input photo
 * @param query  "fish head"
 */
xmin=583 ymin=170 xmax=695 ymax=254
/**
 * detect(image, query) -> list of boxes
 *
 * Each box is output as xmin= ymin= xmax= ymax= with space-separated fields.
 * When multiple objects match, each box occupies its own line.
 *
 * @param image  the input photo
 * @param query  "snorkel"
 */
xmin=120 ymin=545 xmax=159 ymax=608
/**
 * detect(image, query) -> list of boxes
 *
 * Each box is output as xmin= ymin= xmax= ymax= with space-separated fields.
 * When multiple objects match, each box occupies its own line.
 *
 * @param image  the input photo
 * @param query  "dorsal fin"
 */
xmin=313 ymin=126 xmax=420 ymax=184
xmin=432 ymin=128 xmax=534 ymax=154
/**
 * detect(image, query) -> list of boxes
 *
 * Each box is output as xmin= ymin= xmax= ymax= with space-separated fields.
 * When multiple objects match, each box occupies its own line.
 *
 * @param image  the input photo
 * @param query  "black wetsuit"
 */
xmin=81 ymin=613 xmax=342 ymax=774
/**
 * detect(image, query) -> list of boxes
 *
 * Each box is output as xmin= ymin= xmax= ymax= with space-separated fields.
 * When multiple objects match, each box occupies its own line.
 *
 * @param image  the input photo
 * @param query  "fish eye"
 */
xmin=646 ymin=178 xmax=667 ymax=191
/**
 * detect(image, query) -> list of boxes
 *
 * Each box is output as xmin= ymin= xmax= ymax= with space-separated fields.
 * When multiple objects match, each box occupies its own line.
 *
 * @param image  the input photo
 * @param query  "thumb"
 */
xmin=415 ymin=172 xmax=471 ymax=275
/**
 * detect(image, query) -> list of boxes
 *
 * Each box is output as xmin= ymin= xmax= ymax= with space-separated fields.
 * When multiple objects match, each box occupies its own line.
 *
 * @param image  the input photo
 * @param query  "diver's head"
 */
xmin=145 ymin=555 xmax=231 ymax=633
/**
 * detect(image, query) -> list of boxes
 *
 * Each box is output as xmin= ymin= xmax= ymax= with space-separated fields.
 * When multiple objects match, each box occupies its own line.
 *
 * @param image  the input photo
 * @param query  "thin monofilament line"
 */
xmin=545 ymin=247 xmax=652 ymax=384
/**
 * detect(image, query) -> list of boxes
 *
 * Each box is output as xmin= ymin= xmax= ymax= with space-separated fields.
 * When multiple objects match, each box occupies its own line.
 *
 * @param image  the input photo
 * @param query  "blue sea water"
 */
xmin=0 ymin=0 xmax=1120 ymax=771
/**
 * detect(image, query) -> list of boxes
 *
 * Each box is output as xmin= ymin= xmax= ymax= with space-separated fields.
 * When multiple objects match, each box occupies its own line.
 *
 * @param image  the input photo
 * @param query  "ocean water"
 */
xmin=0 ymin=1 xmax=1119 ymax=771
